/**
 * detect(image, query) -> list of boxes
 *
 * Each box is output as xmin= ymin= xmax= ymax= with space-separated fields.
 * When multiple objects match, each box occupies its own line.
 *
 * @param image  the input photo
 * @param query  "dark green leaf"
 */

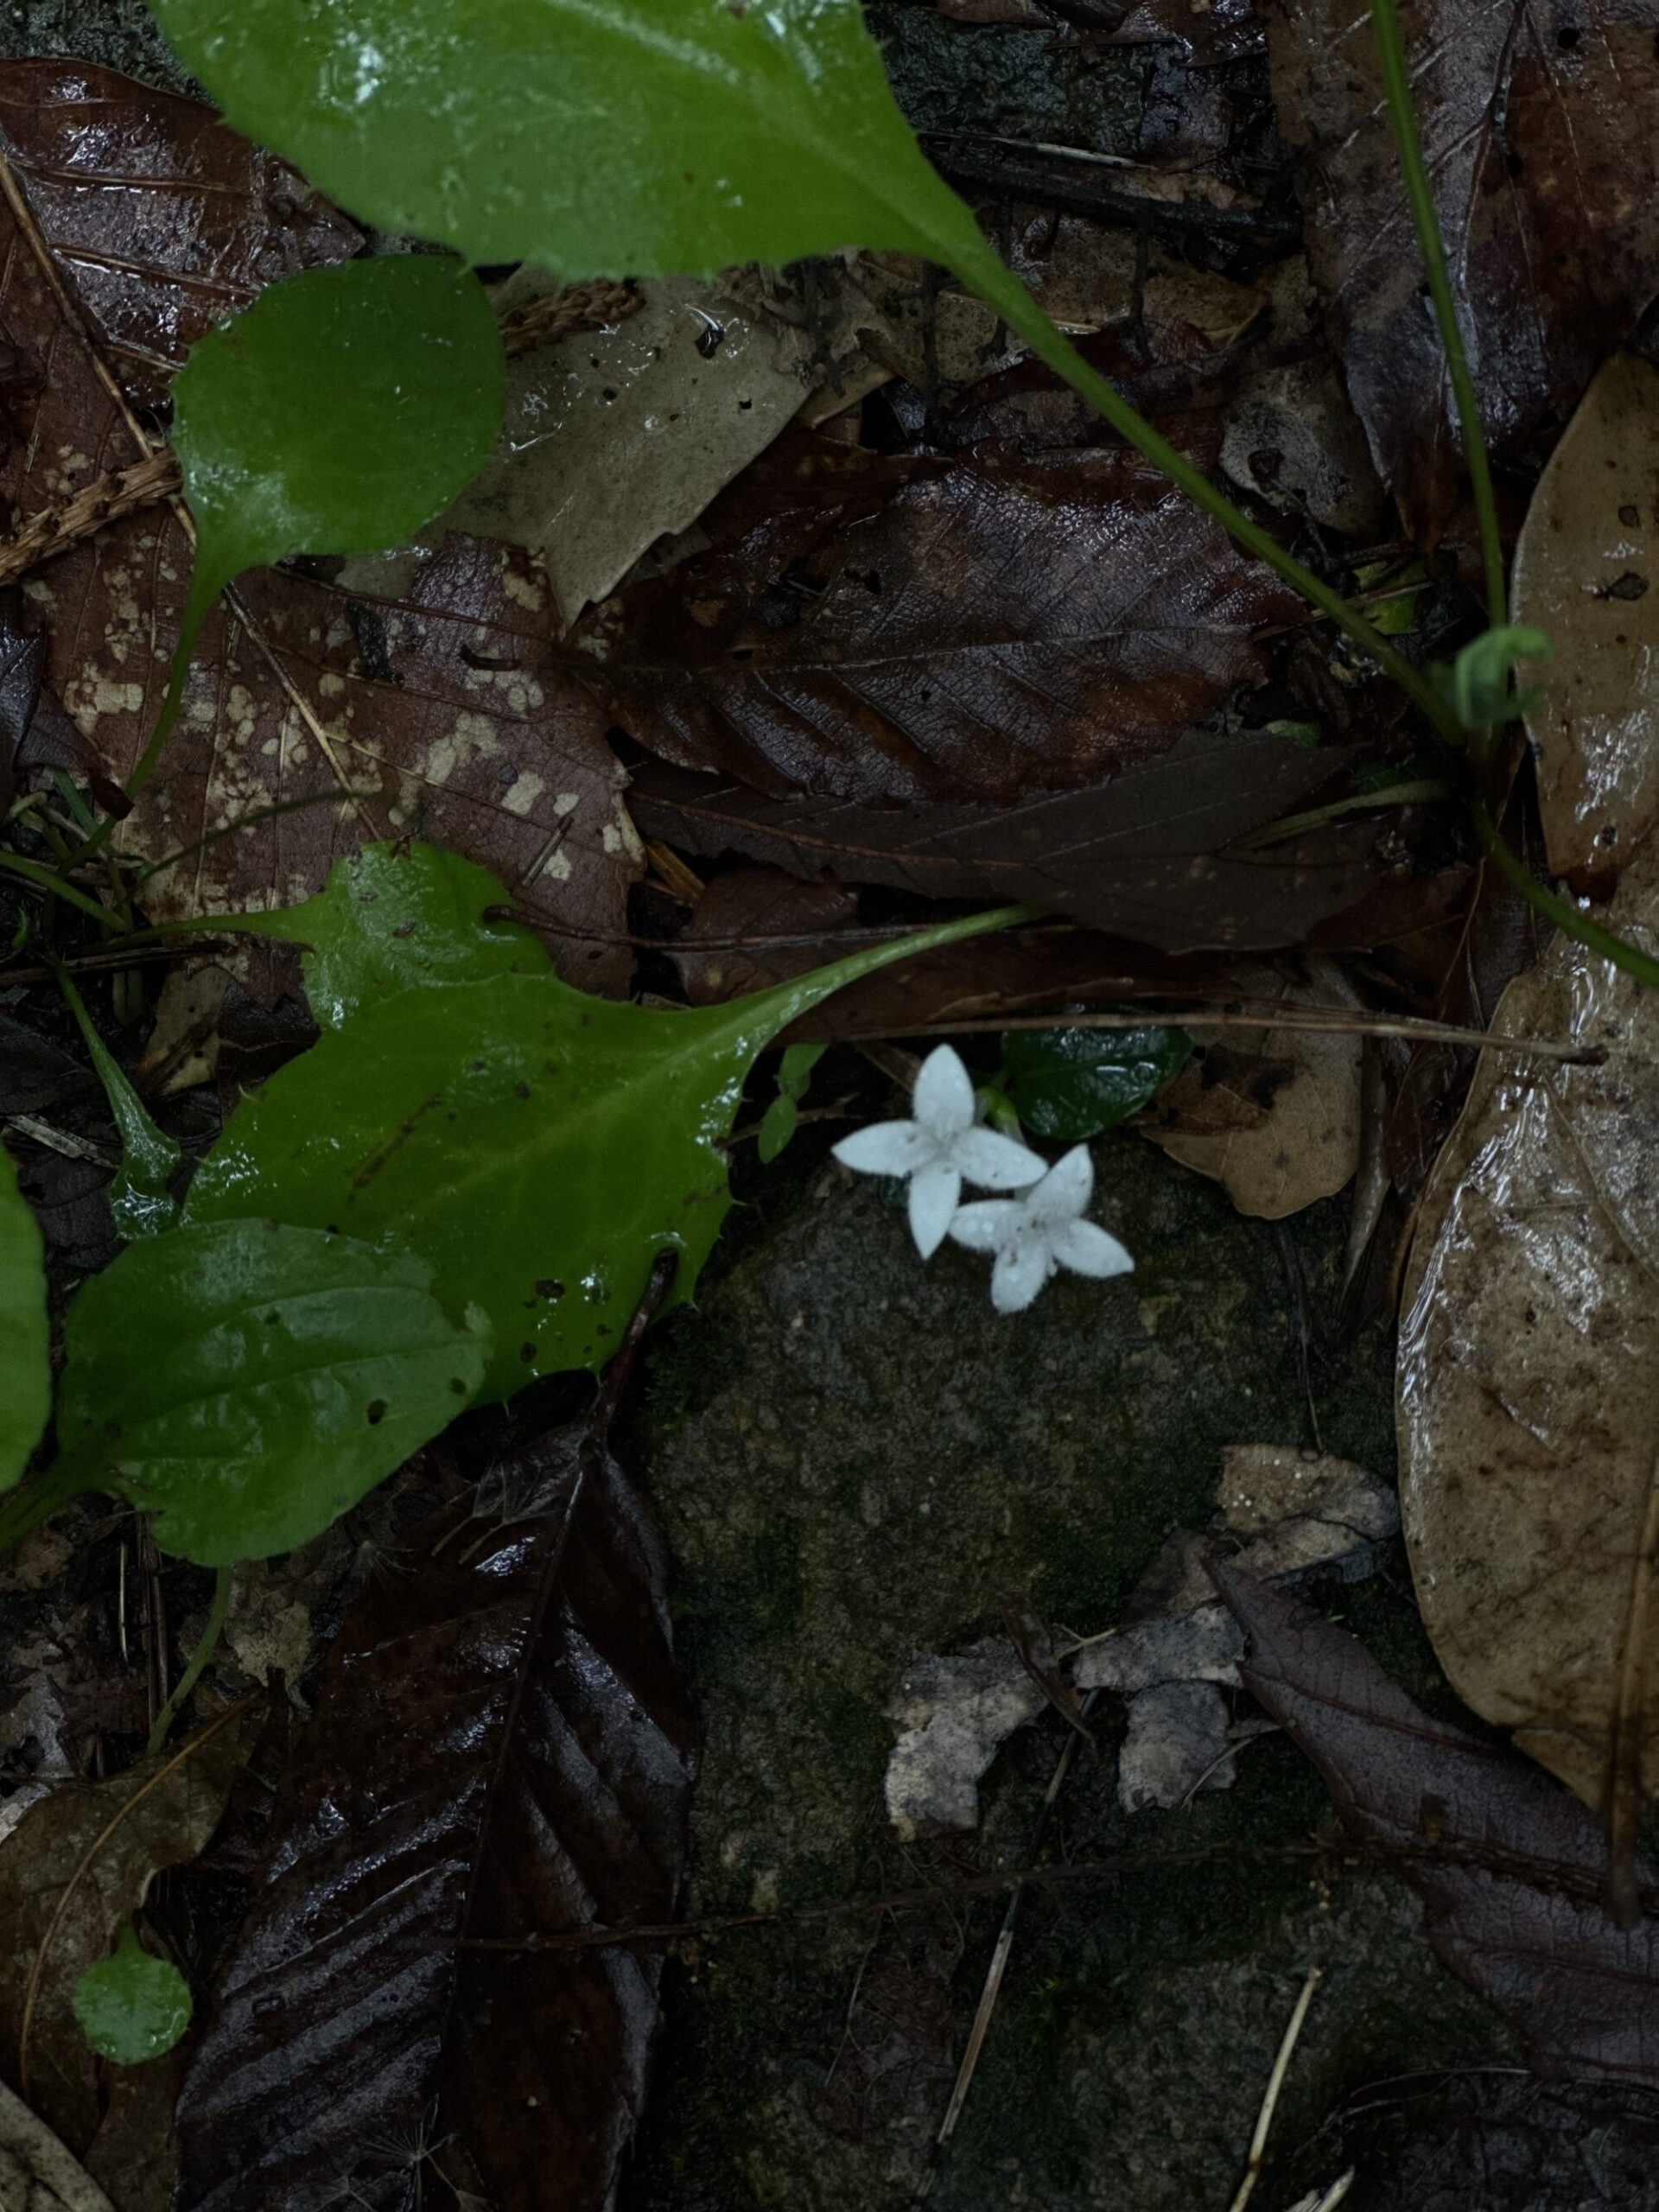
xmin=0 ymin=1138 xmax=50 ymax=1491
xmin=188 ymin=845 xmax=1018 ymax=1402
xmin=173 ymin=254 xmax=505 ymax=606
xmin=73 ymin=1924 xmax=193 ymax=2066
xmin=55 ymin=1219 xmax=492 ymax=1563
xmin=145 ymin=0 xmax=988 ymax=281
xmin=1001 ymin=1024 xmax=1192 ymax=1141
xmin=58 ymin=969 xmax=181 ymax=1239
xmin=756 ymin=1093 xmax=799 ymax=1166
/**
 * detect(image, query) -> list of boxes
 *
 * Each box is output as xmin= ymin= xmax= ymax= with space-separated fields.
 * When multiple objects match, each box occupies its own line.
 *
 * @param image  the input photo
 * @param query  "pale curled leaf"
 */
xmin=1399 ymin=830 xmax=1659 ymax=1824
xmin=1515 ymin=353 xmax=1659 ymax=889
xmin=0 ymin=2078 xmax=118 ymax=2212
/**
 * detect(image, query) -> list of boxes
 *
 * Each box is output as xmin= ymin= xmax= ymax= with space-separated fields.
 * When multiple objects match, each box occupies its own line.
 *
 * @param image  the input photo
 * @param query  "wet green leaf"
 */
xmin=188 ymin=846 xmax=1019 ymax=1402
xmin=173 ymin=254 xmax=504 ymax=608
xmin=757 ymin=1042 xmax=824 ymax=1164
xmin=1000 ymin=1025 xmax=1192 ymax=1141
xmin=55 ymin=1218 xmax=492 ymax=1563
xmin=145 ymin=0 xmax=988 ymax=282
xmin=73 ymin=1924 xmax=192 ymax=2065
xmin=0 ymin=1139 xmax=50 ymax=1491
xmin=58 ymin=969 xmax=181 ymax=1239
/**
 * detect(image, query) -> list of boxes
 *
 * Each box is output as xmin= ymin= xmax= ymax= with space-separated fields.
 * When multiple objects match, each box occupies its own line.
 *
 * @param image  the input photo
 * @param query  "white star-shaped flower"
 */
xmin=950 ymin=1144 xmax=1134 ymax=1313
xmin=832 ymin=1044 xmax=1045 ymax=1259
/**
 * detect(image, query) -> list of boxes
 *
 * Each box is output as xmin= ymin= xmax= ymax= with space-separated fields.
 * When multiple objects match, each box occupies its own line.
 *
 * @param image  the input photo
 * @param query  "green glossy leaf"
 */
xmin=145 ymin=0 xmax=988 ymax=281
xmin=55 ymin=1218 xmax=492 ymax=1563
xmin=127 ymin=255 xmax=505 ymax=806
xmin=187 ymin=845 xmax=1020 ymax=1402
xmin=174 ymin=254 xmax=504 ymax=600
xmin=756 ymin=1041 xmax=824 ymax=1163
xmin=73 ymin=1924 xmax=192 ymax=2065
xmin=1000 ymin=1025 xmax=1192 ymax=1142
xmin=58 ymin=969 xmax=181 ymax=1239
xmin=0 ymin=1139 xmax=50 ymax=1492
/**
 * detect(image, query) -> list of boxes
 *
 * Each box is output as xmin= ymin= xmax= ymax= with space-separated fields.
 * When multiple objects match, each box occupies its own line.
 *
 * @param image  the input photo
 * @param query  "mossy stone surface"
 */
xmin=622 ymin=1138 xmax=1510 ymax=2212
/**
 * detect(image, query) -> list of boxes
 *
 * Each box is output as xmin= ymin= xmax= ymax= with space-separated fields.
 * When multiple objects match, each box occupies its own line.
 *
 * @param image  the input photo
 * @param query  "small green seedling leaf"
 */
xmin=147 ymin=0 xmax=988 ymax=283
xmin=55 ymin=1218 xmax=492 ymax=1563
xmin=1000 ymin=1025 xmax=1192 ymax=1142
xmin=57 ymin=968 xmax=181 ymax=1239
xmin=73 ymin=1923 xmax=193 ymax=2065
xmin=130 ymin=255 xmax=504 ymax=800
xmin=1436 ymin=626 xmax=1555 ymax=734
xmin=757 ymin=1042 xmax=825 ymax=1165
xmin=188 ymin=846 xmax=1020 ymax=1402
xmin=0 ymin=1138 xmax=50 ymax=1491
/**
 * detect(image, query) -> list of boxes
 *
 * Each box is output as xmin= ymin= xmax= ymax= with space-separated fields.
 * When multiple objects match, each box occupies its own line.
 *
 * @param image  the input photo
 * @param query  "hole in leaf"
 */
xmin=365 ymin=1399 xmax=388 ymax=1427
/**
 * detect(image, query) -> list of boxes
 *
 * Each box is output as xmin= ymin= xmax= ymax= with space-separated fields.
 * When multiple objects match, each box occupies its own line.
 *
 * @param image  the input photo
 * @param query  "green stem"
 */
xmin=1472 ymin=806 xmax=1659 ymax=992
xmin=0 ymin=849 xmax=123 ymax=930
xmin=1367 ymin=0 xmax=1507 ymax=624
xmin=0 ymin=1460 xmax=96 ymax=1555
xmin=147 ymin=1564 xmax=233 ymax=1756
xmin=940 ymin=238 xmax=1467 ymax=749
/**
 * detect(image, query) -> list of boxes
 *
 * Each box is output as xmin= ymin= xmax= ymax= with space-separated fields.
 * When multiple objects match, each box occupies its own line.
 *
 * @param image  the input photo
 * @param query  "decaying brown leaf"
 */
xmin=1514 ymin=353 xmax=1659 ymax=891
xmin=1399 ymin=830 xmax=1659 ymax=1895
xmin=579 ymin=426 xmax=1302 ymax=803
xmin=0 ymin=60 xmax=360 ymax=408
xmin=0 ymin=74 xmax=638 ymax=990
xmin=1268 ymin=0 xmax=1659 ymax=552
xmin=1218 ymin=1567 xmax=1659 ymax=2085
xmin=628 ymin=734 xmax=1385 ymax=956
xmin=0 ymin=1696 xmax=260 ymax=2153
xmin=174 ymin=1302 xmax=697 ymax=2212
xmin=1140 ymin=960 xmax=1363 ymax=1217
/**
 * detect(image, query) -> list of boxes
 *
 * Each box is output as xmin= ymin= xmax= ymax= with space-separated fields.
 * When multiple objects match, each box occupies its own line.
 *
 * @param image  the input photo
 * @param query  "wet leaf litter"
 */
xmin=2 ymin=4 xmax=1659 ymax=2210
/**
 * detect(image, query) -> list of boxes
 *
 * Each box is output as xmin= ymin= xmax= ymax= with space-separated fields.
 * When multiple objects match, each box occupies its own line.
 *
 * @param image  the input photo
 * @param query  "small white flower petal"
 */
xmin=912 ymin=1044 xmax=976 ymax=1137
xmin=908 ymin=1163 xmax=961 ymax=1260
xmin=949 ymin=1198 xmax=1020 ymax=1253
xmin=954 ymin=1126 xmax=1046 ymax=1191
xmin=1030 ymin=1144 xmax=1095 ymax=1224
xmin=834 ymin=1121 xmax=931 ymax=1177
xmin=990 ymin=1238 xmax=1052 ymax=1313
xmin=1052 ymin=1218 xmax=1135 ymax=1281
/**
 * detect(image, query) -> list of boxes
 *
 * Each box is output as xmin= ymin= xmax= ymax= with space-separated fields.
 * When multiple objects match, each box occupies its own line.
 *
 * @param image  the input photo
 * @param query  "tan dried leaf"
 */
xmin=0 ymin=2079 xmax=117 ymax=2212
xmin=1140 ymin=962 xmax=1363 ymax=1217
xmin=1515 ymin=353 xmax=1659 ymax=893
xmin=1399 ymin=830 xmax=1659 ymax=1847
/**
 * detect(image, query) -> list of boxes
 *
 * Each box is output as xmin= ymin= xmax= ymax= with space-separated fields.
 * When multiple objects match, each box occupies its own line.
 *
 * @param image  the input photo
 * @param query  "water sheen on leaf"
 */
xmin=187 ymin=842 xmax=1020 ymax=1402
xmin=1000 ymin=1025 xmax=1192 ymax=1141
xmin=146 ymin=0 xmax=987 ymax=281
xmin=0 ymin=1137 xmax=50 ymax=1491
xmin=55 ymin=1218 xmax=492 ymax=1563
xmin=73 ymin=1924 xmax=193 ymax=2066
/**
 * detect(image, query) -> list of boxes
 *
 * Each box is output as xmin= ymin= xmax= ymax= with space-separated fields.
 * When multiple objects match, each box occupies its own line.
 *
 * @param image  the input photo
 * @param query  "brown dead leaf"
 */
xmin=1139 ymin=961 xmax=1363 ymax=1216
xmin=0 ymin=116 xmax=637 ymax=991
xmin=1514 ymin=353 xmax=1659 ymax=892
xmin=626 ymin=733 xmax=1384 ymax=956
xmin=1399 ymin=829 xmax=1659 ymax=1882
xmin=1268 ymin=0 xmax=1659 ymax=554
xmin=0 ymin=60 xmax=361 ymax=409
xmin=0 ymin=1697 xmax=261 ymax=2153
xmin=578 ymin=424 xmax=1303 ymax=803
